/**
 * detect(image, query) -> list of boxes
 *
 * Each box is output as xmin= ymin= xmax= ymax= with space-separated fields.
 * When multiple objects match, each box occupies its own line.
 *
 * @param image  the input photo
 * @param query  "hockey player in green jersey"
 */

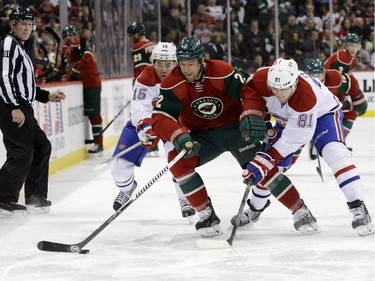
xmin=152 ymin=37 xmax=319 ymax=237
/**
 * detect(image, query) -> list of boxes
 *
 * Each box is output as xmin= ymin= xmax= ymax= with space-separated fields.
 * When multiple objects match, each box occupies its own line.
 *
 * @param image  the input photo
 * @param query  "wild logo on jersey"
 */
xmin=192 ymin=97 xmax=223 ymax=119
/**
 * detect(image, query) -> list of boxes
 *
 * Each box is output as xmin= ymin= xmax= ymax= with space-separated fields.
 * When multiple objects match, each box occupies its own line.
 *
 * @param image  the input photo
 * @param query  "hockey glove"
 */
xmin=264 ymin=121 xmax=279 ymax=150
xmin=136 ymin=118 xmax=160 ymax=148
xmin=174 ymin=133 xmax=200 ymax=159
xmin=239 ymin=110 xmax=266 ymax=144
xmin=352 ymin=94 xmax=368 ymax=116
xmin=242 ymin=152 xmax=276 ymax=185
xmin=341 ymin=96 xmax=353 ymax=112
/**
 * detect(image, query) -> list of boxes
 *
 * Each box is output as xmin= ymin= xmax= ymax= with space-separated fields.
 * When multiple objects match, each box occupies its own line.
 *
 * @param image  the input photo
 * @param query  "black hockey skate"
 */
xmin=293 ymin=202 xmax=320 ymax=234
xmin=25 ymin=195 xmax=51 ymax=214
xmin=347 ymin=200 xmax=374 ymax=236
xmin=113 ymin=181 xmax=137 ymax=211
xmin=0 ymin=202 xmax=27 ymax=215
xmin=88 ymin=144 xmax=103 ymax=154
xmin=195 ymin=197 xmax=222 ymax=237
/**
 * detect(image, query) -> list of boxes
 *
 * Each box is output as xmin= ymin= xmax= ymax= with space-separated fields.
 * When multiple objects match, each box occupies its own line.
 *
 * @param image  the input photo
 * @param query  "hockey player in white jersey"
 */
xmin=235 ymin=58 xmax=373 ymax=236
xmin=110 ymin=42 xmax=195 ymax=220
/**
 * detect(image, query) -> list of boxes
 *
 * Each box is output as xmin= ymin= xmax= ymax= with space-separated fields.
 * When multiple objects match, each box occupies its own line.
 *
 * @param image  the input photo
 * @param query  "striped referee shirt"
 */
xmin=0 ymin=33 xmax=49 ymax=109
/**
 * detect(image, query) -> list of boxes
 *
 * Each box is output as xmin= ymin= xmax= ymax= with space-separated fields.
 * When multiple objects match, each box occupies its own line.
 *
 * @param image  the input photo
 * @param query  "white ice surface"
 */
xmin=0 ymin=118 xmax=374 ymax=281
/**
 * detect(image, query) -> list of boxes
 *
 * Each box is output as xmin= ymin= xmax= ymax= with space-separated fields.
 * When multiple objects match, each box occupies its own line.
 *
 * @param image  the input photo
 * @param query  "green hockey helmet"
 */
xmin=306 ymin=58 xmax=325 ymax=74
xmin=176 ymin=37 xmax=205 ymax=62
xmin=306 ymin=58 xmax=325 ymax=82
xmin=343 ymin=33 xmax=361 ymax=44
xmin=127 ymin=22 xmax=146 ymax=35
xmin=62 ymin=24 xmax=77 ymax=39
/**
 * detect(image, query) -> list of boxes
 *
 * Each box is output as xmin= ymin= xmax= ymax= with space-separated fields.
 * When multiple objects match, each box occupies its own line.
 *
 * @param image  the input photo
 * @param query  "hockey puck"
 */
xmin=78 ymin=249 xmax=90 ymax=254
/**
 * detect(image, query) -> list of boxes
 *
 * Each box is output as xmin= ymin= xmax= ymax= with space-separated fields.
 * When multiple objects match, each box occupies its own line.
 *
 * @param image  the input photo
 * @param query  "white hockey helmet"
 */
xmin=267 ymin=58 xmax=299 ymax=91
xmin=151 ymin=42 xmax=177 ymax=63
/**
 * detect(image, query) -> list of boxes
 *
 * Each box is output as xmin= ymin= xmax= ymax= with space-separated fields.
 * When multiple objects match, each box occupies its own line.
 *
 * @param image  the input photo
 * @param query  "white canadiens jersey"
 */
xmin=130 ymin=66 xmax=161 ymax=126
xmin=267 ymin=71 xmax=341 ymax=158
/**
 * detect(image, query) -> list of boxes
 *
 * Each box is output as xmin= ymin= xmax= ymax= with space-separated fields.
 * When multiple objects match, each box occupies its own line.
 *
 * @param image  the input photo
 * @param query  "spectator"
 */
xmin=231 ymin=32 xmax=248 ymax=70
xmin=370 ymin=52 xmax=375 ymax=69
xmin=0 ymin=3 xmax=17 ymax=40
xmin=336 ymin=18 xmax=351 ymax=42
xmin=319 ymin=50 xmax=327 ymax=65
xmin=302 ymin=29 xmax=323 ymax=66
xmin=303 ymin=17 xmax=320 ymax=41
xmin=225 ymin=10 xmax=243 ymax=36
xmin=247 ymin=53 xmax=264 ymax=73
xmin=244 ymin=19 xmax=267 ymax=60
xmin=206 ymin=0 xmax=225 ymax=21
xmin=149 ymin=29 xmax=158 ymax=42
xmin=81 ymin=27 xmax=94 ymax=52
xmin=281 ymin=15 xmax=305 ymax=43
xmin=350 ymin=16 xmax=372 ymax=40
xmin=363 ymin=31 xmax=374 ymax=56
xmin=194 ymin=20 xmax=212 ymax=44
xmin=355 ymin=45 xmax=371 ymax=70
xmin=296 ymin=3 xmax=323 ymax=31
xmin=321 ymin=26 xmax=339 ymax=57
xmin=192 ymin=3 xmax=215 ymax=30
xmin=322 ymin=0 xmax=345 ymax=33
xmin=162 ymin=7 xmax=186 ymax=43
xmin=229 ymin=0 xmax=245 ymax=24
xmin=284 ymin=31 xmax=304 ymax=67
xmin=206 ymin=32 xmax=226 ymax=60
xmin=243 ymin=0 xmax=260 ymax=23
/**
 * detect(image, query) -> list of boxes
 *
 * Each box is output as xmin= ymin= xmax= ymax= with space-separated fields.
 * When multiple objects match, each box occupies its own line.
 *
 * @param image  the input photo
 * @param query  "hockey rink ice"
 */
xmin=0 ymin=117 xmax=374 ymax=281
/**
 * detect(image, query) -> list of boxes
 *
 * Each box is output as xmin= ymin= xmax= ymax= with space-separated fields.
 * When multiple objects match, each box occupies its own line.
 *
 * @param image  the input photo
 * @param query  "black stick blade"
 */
xmin=37 ymin=241 xmax=81 ymax=253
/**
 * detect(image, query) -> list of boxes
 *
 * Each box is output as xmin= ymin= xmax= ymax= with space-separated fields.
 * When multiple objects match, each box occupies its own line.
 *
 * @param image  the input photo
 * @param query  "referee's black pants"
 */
xmin=0 ymin=101 xmax=51 ymax=203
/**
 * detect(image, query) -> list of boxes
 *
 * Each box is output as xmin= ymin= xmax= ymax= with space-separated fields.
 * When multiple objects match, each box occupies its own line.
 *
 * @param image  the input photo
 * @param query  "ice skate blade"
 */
xmin=196 ymin=238 xmax=231 ymax=249
xmin=0 ymin=209 xmax=26 ymax=217
xmin=88 ymin=151 xmax=104 ymax=158
xmin=197 ymin=224 xmax=223 ymax=238
xmin=27 ymin=205 xmax=51 ymax=214
xmin=185 ymin=215 xmax=194 ymax=224
xmin=296 ymin=222 xmax=321 ymax=235
xmin=354 ymin=223 xmax=374 ymax=236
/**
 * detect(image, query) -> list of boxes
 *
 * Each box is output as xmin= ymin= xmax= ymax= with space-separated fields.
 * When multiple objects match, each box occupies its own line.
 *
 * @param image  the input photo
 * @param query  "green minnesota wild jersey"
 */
xmin=131 ymin=40 xmax=156 ymax=78
xmin=324 ymin=49 xmax=356 ymax=74
xmin=152 ymin=60 xmax=251 ymax=142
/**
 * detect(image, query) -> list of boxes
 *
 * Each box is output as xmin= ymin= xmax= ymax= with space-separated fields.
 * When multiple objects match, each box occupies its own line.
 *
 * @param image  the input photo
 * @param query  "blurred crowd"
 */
xmin=0 ymin=0 xmax=95 ymax=82
xmin=144 ymin=0 xmax=374 ymax=72
xmin=0 ymin=0 xmax=373 ymax=79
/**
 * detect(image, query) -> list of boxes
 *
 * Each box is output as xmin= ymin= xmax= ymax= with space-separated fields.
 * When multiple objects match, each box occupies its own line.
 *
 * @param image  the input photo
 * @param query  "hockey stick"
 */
xmin=196 ymin=139 xmax=269 ymax=250
xmin=45 ymin=59 xmax=81 ymax=82
xmin=37 ymin=149 xmax=187 ymax=254
xmin=85 ymin=100 xmax=131 ymax=144
xmin=196 ymin=179 xmax=254 ymax=250
xmin=308 ymin=140 xmax=323 ymax=182
xmin=310 ymin=140 xmax=324 ymax=182
xmin=316 ymin=154 xmax=324 ymax=182
xmin=92 ymin=141 xmax=142 ymax=171
xmin=44 ymin=26 xmax=60 ymax=68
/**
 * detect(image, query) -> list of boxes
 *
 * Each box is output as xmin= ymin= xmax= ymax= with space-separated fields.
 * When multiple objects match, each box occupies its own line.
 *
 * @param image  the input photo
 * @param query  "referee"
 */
xmin=0 ymin=7 xmax=65 ymax=214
